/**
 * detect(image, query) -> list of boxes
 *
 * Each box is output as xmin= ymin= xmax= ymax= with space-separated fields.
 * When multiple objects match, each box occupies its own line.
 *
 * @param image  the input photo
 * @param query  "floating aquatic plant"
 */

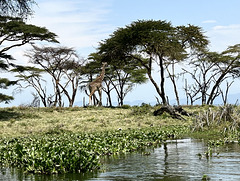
xmin=0 ymin=126 xmax=186 ymax=174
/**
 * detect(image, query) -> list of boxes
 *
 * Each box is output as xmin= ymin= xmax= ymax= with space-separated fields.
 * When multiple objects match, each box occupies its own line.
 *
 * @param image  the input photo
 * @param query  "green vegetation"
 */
xmin=0 ymin=106 xmax=189 ymax=137
xmin=0 ymin=15 xmax=58 ymax=104
xmin=1 ymin=2 xmax=239 ymax=176
xmin=0 ymin=126 xmax=186 ymax=174
xmin=0 ymin=105 xmax=239 ymax=174
xmin=191 ymin=104 xmax=240 ymax=140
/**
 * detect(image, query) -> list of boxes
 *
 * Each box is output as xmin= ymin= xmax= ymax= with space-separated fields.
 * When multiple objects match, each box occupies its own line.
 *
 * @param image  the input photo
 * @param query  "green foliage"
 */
xmin=98 ymin=20 xmax=208 ymax=104
xmin=0 ymin=16 xmax=59 ymax=47
xmin=0 ymin=16 xmax=58 ymax=103
xmin=0 ymin=54 xmax=16 ymax=103
xmin=0 ymin=93 xmax=14 ymax=103
xmin=0 ymin=126 xmax=187 ymax=174
xmin=0 ymin=78 xmax=16 ymax=103
xmin=0 ymin=134 xmax=100 ymax=174
xmin=0 ymin=78 xmax=17 ymax=89
xmin=131 ymin=103 xmax=152 ymax=115
xmin=0 ymin=58 xmax=9 ymax=70
xmin=202 ymin=174 xmax=210 ymax=180
xmin=119 ymin=104 xmax=131 ymax=109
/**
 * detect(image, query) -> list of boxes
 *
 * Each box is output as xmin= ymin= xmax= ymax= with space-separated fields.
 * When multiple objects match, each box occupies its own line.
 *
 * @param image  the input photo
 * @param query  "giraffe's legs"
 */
xmin=97 ymin=87 xmax=102 ymax=106
xmin=89 ymin=87 xmax=97 ymax=106
xmin=89 ymin=96 xmax=92 ymax=106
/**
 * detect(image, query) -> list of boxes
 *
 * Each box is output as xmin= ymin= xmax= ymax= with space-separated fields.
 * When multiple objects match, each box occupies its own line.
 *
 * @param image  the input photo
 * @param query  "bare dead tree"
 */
xmin=183 ymin=78 xmax=201 ymax=105
xmin=30 ymin=92 xmax=40 ymax=107
xmin=219 ymin=81 xmax=234 ymax=105
xmin=25 ymin=45 xmax=85 ymax=107
xmin=166 ymin=60 xmax=180 ymax=105
xmin=13 ymin=66 xmax=49 ymax=107
xmin=182 ymin=52 xmax=231 ymax=105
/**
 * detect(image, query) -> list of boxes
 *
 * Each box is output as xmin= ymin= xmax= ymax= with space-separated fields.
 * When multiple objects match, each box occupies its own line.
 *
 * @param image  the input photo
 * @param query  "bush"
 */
xmin=119 ymin=105 xmax=131 ymax=109
xmin=192 ymin=104 xmax=240 ymax=132
xmin=131 ymin=104 xmax=152 ymax=115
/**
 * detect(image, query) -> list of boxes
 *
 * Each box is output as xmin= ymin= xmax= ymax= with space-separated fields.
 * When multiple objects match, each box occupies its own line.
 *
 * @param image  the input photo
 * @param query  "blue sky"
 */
xmin=28 ymin=0 xmax=240 ymax=55
xmin=2 ymin=0 xmax=240 ymax=106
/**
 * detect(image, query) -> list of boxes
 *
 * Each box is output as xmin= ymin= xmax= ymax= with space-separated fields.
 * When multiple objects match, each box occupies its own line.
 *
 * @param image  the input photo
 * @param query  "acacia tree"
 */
xmin=88 ymin=53 xmax=147 ymax=106
xmin=25 ymin=46 xmax=85 ymax=107
xmin=183 ymin=46 xmax=240 ymax=105
xmin=106 ymin=59 xmax=147 ymax=106
xmin=98 ymin=20 xmax=208 ymax=104
xmin=0 ymin=0 xmax=36 ymax=18
xmin=12 ymin=66 xmax=51 ymax=107
xmin=0 ymin=16 xmax=58 ymax=103
xmin=0 ymin=77 xmax=16 ymax=103
xmin=206 ymin=44 xmax=240 ymax=104
xmin=0 ymin=53 xmax=16 ymax=103
xmin=183 ymin=52 xmax=220 ymax=105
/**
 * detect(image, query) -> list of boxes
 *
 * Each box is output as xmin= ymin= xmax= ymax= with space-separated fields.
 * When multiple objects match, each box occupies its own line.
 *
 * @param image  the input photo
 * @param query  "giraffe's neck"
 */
xmin=99 ymin=65 xmax=106 ymax=80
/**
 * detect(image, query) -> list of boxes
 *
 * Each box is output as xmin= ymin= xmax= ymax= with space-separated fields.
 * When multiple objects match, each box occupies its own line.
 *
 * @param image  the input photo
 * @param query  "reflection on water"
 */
xmin=1 ymin=138 xmax=240 ymax=181
xmin=89 ymin=139 xmax=240 ymax=181
xmin=0 ymin=167 xmax=97 ymax=181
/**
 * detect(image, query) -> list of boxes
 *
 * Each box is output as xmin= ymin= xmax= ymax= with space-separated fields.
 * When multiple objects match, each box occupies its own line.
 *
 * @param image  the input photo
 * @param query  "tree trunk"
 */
xmin=106 ymin=92 xmax=112 ymax=107
xmin=153 ymin=105 xmax=187 ymax=120
xmin=131 ymin=54 xmax=166 ymax=104
xmin=103 ymin=79 xmax=113 ymax=107
xmin=207 ymin=60 xmax=234 ymax=105
xmin=146 ymin=68 xmax=166 ymax=104
xmin=207 ymin=72 xmax=226 ymax=105
xmin=167 ymin=63 xmax=180 ymax=105
xmin=159 ymin=56 xmax=167 ymax=105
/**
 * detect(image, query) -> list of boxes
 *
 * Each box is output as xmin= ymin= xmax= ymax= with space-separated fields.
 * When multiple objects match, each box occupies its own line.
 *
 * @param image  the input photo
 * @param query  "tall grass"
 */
xmin=0 ymin=106 xmax=187 ymax=137
xmin=192 ymin=104 xmax=240 ymax=133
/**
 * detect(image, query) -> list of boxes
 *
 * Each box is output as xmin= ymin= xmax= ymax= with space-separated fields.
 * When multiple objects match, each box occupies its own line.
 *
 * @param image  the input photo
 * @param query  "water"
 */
xmin=1 ymin=138 xmax=240 ymax=181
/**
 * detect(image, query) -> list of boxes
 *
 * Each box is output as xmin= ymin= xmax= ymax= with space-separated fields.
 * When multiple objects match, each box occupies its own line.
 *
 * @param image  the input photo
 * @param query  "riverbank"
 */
xmin=0 ymin=105 xmax=239 ymax=174
xmin=0 ymin=105 xmax=192 ymax=137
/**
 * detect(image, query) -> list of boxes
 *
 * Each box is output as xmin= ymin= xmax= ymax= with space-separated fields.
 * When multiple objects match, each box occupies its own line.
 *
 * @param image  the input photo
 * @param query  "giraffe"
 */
xmin=88 ymin=62 xmax=107 ymax=106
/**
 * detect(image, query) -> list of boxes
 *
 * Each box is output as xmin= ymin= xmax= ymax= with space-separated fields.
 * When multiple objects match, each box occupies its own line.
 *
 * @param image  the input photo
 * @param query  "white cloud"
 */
xmin=28 ymin=0 xmax=114 ymax=56
xmin=207 ymin=24 xmax=240 ymax=52
xmin=3 ymin=0 xmax=115 ymax=71
xmin=212 ymin=24 xmax=240 ymax=31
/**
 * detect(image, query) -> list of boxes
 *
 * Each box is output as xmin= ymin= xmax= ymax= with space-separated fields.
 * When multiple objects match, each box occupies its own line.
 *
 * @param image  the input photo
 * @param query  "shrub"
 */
xmin=119 ymin=105 xmax=131 ymax=109
xmin=131 ymin=104 xmax=152 ymax=116
xmin=192 ymin=104 xmax=240 ymax=133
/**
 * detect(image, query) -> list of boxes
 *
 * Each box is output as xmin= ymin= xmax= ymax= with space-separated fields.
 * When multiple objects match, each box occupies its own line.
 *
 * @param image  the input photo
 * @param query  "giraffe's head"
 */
xmin=102 ymin=62 xmax=107 ymax=67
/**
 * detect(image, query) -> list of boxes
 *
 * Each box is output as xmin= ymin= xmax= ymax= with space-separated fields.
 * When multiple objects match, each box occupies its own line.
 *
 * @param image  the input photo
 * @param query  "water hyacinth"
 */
xmin=0 ymin=126 xmax=187 ymax=174
xmin=0 ymin=134 xmax=100 ymax=174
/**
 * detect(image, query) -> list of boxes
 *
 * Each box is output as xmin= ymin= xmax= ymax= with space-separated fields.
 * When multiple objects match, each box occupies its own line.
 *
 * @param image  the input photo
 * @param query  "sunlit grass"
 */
xmin=0 ymin=105 xmax=240 ymax=174
xmin=0 ymin=106 xmax=191 ymax=137
xmin=1 ymin=105 xmax=240 ymax=138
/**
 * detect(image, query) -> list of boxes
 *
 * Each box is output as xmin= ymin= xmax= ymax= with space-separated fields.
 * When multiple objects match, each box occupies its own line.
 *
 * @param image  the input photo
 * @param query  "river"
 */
xmin=1 ymin=138 xmax=240 ymax=180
